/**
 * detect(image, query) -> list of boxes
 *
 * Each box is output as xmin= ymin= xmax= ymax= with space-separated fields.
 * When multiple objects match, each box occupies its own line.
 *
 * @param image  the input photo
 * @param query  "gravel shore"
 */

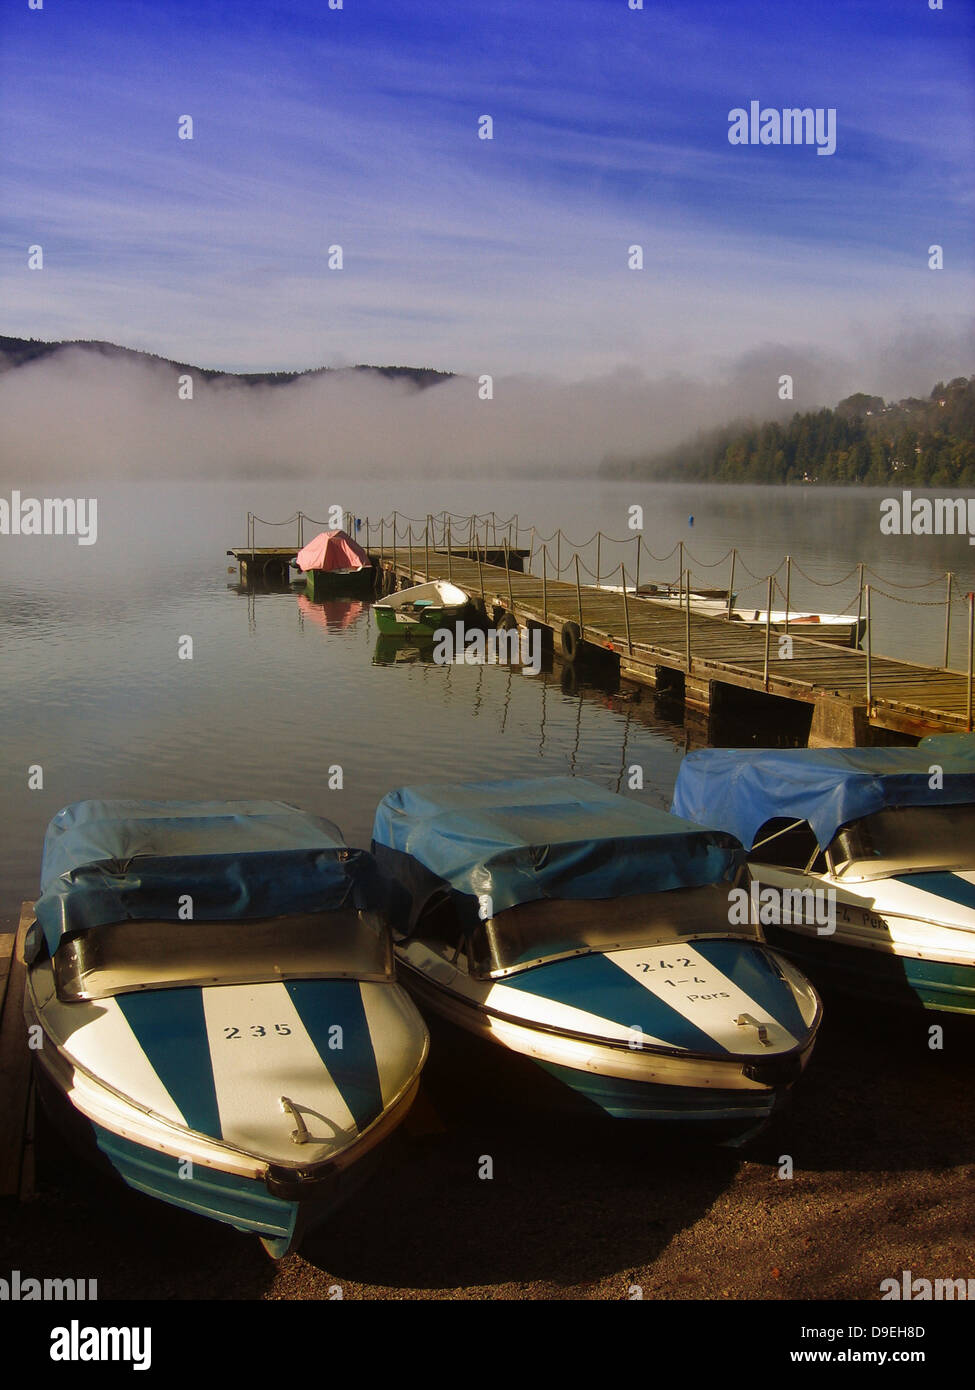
xmin=2 ymin=992 xmax=972 ymax=1301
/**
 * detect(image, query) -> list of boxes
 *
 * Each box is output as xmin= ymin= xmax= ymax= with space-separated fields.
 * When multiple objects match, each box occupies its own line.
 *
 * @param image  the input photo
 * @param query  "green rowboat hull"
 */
xmin=373 ymin=605 xmax=468 ymax=637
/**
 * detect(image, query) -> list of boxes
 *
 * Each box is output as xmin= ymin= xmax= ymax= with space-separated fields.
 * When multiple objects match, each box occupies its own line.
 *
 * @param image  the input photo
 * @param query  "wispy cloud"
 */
xmin=1 ymin=0 xmax=972 ymax=377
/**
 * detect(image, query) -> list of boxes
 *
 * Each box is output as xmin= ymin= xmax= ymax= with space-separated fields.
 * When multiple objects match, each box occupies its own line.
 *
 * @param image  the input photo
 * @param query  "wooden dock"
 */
xmin=227 ymin=546 xmax=299 ymax=585
xmin=378 ymin=547 xmax=975 ymax=746
xmin=228 ymin=544 xmax=530 ymax=589
xmin=0 ymin=904 xmax=36 ymax=1200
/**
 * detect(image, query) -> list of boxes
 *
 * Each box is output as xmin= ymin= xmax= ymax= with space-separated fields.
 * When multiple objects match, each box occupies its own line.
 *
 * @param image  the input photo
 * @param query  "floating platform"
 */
xmin=227 ymin=547 xmax=298 ymax=586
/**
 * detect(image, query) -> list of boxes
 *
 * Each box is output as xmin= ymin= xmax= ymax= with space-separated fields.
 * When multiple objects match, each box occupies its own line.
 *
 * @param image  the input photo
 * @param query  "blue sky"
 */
xmin=1 ymin=0 xmax=973 ymax=381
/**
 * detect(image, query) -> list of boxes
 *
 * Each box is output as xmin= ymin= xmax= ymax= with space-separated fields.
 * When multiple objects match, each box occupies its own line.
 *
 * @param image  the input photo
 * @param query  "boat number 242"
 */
xmin=636 ymin=959 xmax=715 ymax=990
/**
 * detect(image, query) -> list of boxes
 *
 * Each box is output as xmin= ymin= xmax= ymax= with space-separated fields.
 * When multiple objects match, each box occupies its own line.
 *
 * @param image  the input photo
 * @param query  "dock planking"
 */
xmin=0 ymin=903 xmax=35 ymax=1199
xmin=378 ymin=547 xmax=975 ymax=745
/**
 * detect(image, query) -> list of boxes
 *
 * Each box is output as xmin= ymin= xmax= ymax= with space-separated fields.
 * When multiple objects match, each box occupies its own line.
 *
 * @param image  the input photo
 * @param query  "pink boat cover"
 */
xmin=296 ymin=529 xmax=370 ymax=572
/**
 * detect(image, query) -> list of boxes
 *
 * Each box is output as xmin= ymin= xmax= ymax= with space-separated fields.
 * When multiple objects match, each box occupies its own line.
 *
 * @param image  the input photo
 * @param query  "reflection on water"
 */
xmin=0 ymin=569 xmax=687 ymax=921
xmin=298 ymin=597 xmax=367 ymax=632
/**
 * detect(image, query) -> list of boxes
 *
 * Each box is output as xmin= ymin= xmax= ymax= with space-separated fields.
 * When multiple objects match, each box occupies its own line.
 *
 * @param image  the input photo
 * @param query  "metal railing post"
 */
xmin=425 ymin=517 xmax=430 ymax=575
xmin=685 ymin=569 xmax=692 ymax=671
xmin=596 ymin=532 xmax=601 ymax=587
xmin=944 ymin=572 xmax=953 ymax=668
xmin=784 ymin=555 xmax=791 ymax=635
xmin=855 ymin=562 xmax=864 ymax=631
xmin=635 ymin=534 xmax=641 ymax=592
xmin=298 ymin=511 xmax=304 ymax=549
xmin=763 ymin=576 xmax=773 ymax=689
xmin=677 ymin=540 xmax=684 ymax=591
xmin=962 ymin=592 xmax=968 ymax=733
xmin=865 ymin=584 xmax=873 ymax=708
xmin=503 ymin=538 xmax=514 ymax=611
xmin=621 ymin=563 xmax=632 ymax=654
xmin=380 ymin=517 xmax=384 ymax=562
xmin=556 ymin=529 xmax=562 ymax=578
xmin=542 ymin=544 xmax=548 ymax=622
xmin=727 ymin=548 xmax=736 ymax=619
xmin=408 ymin=523 xmax=414 ymax=576
xmin=575 ymin=554 xmax=584 ymax=640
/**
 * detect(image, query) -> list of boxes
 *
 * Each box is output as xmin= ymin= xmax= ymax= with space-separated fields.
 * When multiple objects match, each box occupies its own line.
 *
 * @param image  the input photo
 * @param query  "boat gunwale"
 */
xmin=394 ymin=946 xmax=822 ymax=1069
xmin=24 ymin=964 xmax=430 ymax=1178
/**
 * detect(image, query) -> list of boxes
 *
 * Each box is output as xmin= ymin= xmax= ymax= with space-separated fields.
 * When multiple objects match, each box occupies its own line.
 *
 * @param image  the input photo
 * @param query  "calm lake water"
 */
xmin=3 ymin=478 xmax=974 ymax=920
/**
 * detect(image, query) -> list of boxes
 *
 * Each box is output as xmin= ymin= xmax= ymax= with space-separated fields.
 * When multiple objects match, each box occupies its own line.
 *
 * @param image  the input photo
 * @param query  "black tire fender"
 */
xmin=561 ymin=621 xmax=581 ymax=662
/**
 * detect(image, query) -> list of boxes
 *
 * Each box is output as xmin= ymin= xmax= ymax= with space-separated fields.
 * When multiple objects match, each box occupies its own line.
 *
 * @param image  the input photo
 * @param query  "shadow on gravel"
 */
xmin=296 ymin=1026 xmax=743 ymax=1292
xmin=0 ymin=1103 xmax=276 ymax=1297
xmin=744 ymin=990 xmax=975 ymax=1174
xmin=4 ymin=991 xmax=970 ymax=1298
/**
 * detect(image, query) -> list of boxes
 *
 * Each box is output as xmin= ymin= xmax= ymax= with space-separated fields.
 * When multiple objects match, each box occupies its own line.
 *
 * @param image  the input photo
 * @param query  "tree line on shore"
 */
xmin=605 ymin=375 xmax=975 ymax=486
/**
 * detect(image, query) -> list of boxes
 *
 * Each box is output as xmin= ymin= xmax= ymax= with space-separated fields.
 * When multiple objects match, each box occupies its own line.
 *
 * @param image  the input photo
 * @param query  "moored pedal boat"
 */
xmin=25 ymin=799 xmax=428 ymax=1256
xmin=373 ymin=579 xmax=473 ymax=636
xmin=371 ymin=777 xmax=821 ymax=1143
xmin=671 ymin=742 xmax=975 ymax=1014
xmin=294 ymin=529 xmax=375 ymax=599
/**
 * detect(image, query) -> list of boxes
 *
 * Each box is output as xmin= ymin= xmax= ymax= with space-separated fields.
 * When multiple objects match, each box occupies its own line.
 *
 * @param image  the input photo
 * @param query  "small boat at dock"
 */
xmin=371 ymin=777 xmax=821 ymax=1143
xmin=600 ymin=582 xmax=864 ymax=647
xmin=671 ymin=741 xmax=975 ymax=1014
xmin=373 ymin=579 xmax=474 ymax=637
xmin=294 ymin=529 xmax=375 ymax=599
xmin=25 ymin=799 xmax=429 ymax=1256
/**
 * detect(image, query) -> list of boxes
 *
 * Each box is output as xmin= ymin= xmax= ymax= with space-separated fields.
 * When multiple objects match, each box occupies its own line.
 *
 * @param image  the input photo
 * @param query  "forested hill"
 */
xmin=0 ymin=335 xmax=453 ymax=390
xmin=605 ymin=376 xmax=975 ymax=486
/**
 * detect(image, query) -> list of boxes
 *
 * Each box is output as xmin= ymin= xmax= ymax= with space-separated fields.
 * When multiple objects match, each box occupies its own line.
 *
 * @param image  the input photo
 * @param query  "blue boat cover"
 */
xmin=371 ymin=776 xmax=743 ymax=915
xmin=671 ymin=744 xmax=975 ymax=852
xmin=35 ymin=799 xmax=376 ymax=954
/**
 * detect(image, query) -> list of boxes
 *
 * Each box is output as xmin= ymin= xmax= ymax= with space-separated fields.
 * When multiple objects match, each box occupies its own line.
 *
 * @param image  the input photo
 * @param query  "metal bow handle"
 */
xmin=280 ymin=1095 xmax=312 ymax=1144
xmin=735 ymin=1014 xmax=771 ymax=1046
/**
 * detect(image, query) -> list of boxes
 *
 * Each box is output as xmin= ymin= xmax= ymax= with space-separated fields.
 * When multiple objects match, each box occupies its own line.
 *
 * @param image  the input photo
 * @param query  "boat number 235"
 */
xmin=223 ymin=1024 xmax=292 ymax=1039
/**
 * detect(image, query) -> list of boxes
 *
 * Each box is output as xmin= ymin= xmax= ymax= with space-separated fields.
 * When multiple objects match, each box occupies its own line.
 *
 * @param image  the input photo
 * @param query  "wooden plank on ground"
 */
xmin=0 ymin=933 xmax=15 ymax=1010
xmin=0 ymin=903 xmax=35 ymax=1197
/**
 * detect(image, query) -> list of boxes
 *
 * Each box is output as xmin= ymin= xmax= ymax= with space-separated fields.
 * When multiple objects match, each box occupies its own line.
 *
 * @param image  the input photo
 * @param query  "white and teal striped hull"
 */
xmin=26 ymin=960 xmax=428 ymax=1254
xmin=750 ymin=864 xmax=975 ymax=1014
xmin=397 ymin=937 xmax=821 ymax=1142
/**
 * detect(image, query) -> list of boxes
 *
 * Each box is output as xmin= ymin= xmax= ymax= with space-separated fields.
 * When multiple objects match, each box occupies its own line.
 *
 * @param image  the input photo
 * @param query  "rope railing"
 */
xmin=240 ymin=507 xmax=975 ymax=702
xmin=244 ymin=509 xmax=972 ymax=602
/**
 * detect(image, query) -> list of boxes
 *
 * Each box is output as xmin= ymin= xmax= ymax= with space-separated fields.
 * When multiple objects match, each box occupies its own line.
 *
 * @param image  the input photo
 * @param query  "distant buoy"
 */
xmin=688 ymin=516 xmax=694 ymax=526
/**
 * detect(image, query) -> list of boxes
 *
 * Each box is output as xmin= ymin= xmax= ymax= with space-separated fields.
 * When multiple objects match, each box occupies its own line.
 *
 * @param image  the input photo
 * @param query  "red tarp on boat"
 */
xmin=296 ymin=529 xmax=370 ymax=572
